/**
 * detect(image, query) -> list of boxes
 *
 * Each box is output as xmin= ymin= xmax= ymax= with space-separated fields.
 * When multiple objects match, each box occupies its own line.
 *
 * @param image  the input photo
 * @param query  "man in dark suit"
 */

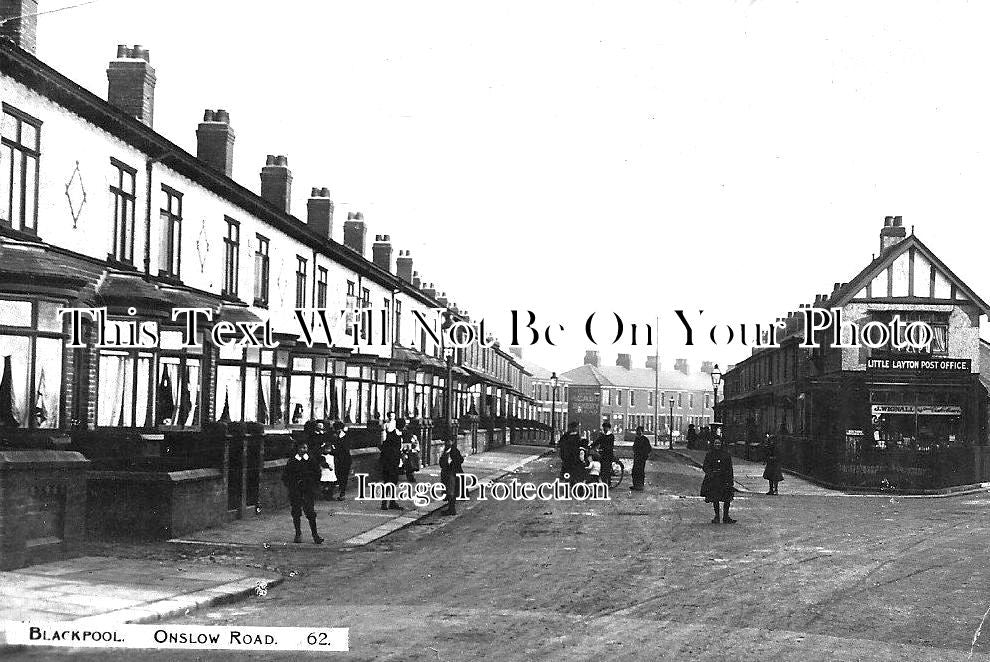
xmin=331 ymin=421 xmax=352 ymax=501
xmin=558 ymin=421 xmax=583 ymax=485
xmin=590 ymin=421 xmax=615 ymax=485
xmin=439 ymin=437 xmax=465 ymax=515
xmin=282 ymin=440 xmax=324 ymax=544
xmin=379 ymin=417 xmax=403 ymax=510
xmin=630 ymin=425 xmax=651 ymax=491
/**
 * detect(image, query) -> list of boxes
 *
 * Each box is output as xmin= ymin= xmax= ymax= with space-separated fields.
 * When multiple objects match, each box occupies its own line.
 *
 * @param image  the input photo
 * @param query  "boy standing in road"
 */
xmin=282 ymin=440 xmax=325 ymax=544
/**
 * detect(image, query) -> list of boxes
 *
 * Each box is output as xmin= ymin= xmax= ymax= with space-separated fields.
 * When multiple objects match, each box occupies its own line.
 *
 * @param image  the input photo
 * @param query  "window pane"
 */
xmin=243 ymin=367 xmax=258 ymax=422
xmin=36 ymin=301 xmax=61 ymax=332
xmin=23 ymin=155 xmax=36 ymax=230
xmin=290 ymin=374 xmax=312 ymax=424
xmin=0 ymin=300 xmax=32 ymax=326
xmin=98 ymin=351 xmax=133 ymax=426
xmin=216 ymin=365 xmax=243 ymax=422
xmin=20 ymin=122 xmax=36 ymax=150
xmin=0 ymin=335 xmax=31 ymax=428
xmin=32 ymin=338 xmax=61 ymax=429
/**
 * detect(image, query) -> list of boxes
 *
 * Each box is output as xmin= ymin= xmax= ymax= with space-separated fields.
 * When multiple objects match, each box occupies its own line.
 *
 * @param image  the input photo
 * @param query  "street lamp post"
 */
xmin=668 ymin=397 xmax=675 ymax=449
xmin=549 ymin=372 xmax=558 ymax=447
xmin=711 ymin=364 xmax=722 ymax=424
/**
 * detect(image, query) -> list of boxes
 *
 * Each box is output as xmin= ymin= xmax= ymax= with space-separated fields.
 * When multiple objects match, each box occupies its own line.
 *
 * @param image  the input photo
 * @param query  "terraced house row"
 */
xmin=0 ymin=12 xmax=545 ymax=562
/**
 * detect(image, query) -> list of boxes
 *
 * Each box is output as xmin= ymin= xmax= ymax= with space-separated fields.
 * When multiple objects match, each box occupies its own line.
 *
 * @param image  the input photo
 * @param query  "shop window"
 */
xmin=0 ymin=105 xmax=40 ymax=235
xmin=0 ymin=299 xmax=62 ymax=429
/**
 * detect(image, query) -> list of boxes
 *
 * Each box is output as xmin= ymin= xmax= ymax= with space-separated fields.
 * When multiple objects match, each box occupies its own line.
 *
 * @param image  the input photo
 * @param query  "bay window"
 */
xmin=0 ymin=298 xmax=62 ymax=429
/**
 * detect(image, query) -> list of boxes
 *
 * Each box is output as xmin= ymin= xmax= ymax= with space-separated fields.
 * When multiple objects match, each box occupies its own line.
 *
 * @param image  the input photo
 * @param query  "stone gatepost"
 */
xmin=0 ymin=450 xmax=90 ymax=570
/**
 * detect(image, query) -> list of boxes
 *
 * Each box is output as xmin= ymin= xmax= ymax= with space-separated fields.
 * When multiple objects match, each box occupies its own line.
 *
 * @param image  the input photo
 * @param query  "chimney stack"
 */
xmin=422 ymin=282 xmax=437 ymax=299
xmin=700 ymin=361 xmax=714 ymax=374
xmin=107 ymin=45 xmax=156 ymax=126
xmin=260 ymin=155 xmax=292 ymax=213
xmin=880 ymin=215 xmax=907 ymax=253
xmin=616 ymin=353 xmax=632 ymax=370
xmin=646 ymin=355 xmax=658 ymax=370
xmin=343 ymin=212 xmax=367 ymax=255
xmin=196 ymin=109 xmax=236 ymax=177
xmin=1 ymin=0 xmax=38 ymax=54
xmin=412 ymin=270 xmax=421 ymax=289
xmin=306 ymin=187 xmax=333 ymax=239
xmin=396 ymin=250 xmax=414 ymax=282
xmin=508 ymin=347 xmax=522 ymax=358
xmin=372 ymin=235 xmax=393 ymax=272
xmin=437 ymin=291 xmax=448 ymax=307
xmin=584 ymin=350 xmax=600 ymax=367
xmin=674 ymin=358 xmax=689 ymax=375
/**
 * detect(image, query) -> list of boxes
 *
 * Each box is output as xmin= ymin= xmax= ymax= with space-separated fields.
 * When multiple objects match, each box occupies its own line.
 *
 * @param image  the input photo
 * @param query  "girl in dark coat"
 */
xmin=763 ymin=437 xmax=783 ymax=495
xmin=701 ymin=436 xmax=736 ymax=524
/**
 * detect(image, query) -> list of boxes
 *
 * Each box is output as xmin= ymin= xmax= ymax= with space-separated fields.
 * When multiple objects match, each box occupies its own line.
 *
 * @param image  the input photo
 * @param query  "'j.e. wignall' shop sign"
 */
xmin=866 ymin=356 xmax=971 ymax=372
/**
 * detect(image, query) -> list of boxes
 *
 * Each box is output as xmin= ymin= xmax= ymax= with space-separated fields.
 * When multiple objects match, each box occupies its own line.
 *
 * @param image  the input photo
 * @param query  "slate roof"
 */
xmin=561 ymin=364 xmax=714 ymax=391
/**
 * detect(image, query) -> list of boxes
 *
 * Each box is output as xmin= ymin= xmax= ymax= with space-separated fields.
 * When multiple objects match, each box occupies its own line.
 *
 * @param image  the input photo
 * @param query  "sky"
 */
xmin=30 ymin=0 xmax=990 ymax=374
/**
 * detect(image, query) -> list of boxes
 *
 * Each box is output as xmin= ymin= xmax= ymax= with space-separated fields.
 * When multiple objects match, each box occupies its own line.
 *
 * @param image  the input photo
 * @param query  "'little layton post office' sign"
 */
xmin=866 ymin=356 xmax=971 ymax=372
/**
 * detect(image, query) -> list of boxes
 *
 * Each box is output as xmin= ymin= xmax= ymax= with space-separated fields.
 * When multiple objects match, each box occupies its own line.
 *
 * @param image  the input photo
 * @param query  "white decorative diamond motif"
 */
xmin=196 ymin=219 xmax=211 ymax=273
xmin=64 ymin=161 xmax=87 ymax=228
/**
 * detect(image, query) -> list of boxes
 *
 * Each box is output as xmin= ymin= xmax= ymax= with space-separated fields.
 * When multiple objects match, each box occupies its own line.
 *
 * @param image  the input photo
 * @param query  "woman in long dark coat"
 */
xmin=701 ymin=436 xmax=736 ymax=524
xmin=763 ymin=436 xmax=783 ymax=495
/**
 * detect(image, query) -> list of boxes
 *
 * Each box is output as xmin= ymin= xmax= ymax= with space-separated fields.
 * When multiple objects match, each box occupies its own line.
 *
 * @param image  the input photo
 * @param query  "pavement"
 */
xmin=665 ymin=447 xmax=837 ymax=495
xmin=0 ymin=556 xmax=281 ymax=637
xmin=169 ymin=444 xmax=550 ymax=548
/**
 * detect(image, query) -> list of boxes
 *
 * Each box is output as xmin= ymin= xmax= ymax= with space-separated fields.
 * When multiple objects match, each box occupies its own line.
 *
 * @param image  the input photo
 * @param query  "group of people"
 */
xmin=376 ymin=413 xmax=424 ymax=510
xmin=556 ymin=421 xmax=654 ymax=491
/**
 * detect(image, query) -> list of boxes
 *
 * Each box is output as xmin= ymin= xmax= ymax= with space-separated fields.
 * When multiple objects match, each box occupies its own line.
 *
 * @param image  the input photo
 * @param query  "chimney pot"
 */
xmin=107 ymin=43 xmax=157 ymax=126
xmin=197 ymin=108 xmax=236 ymax=177
xmin=306 ymin=187 xmax=334 ymax=239
xmin=116 ymin=44 xmax=129 ymax=58
xmin=396 ymin=250 xmax=414 ymax=283
xmin=343 ymin=211 xmax=367 ymax=254
xmin=260 ymin=154 xmax=292 ymax=213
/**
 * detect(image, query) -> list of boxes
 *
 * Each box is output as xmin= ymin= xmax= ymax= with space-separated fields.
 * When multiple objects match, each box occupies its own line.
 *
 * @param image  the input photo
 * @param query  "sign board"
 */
xmin=871 ymin=404 xmax=962 ymax=416
xmin=866 ymin=356 xmax=971 ymax=372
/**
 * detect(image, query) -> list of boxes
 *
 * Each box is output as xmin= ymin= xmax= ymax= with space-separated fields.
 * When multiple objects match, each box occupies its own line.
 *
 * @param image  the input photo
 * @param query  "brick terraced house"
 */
xmin=0 ymin=14 xmax=540 ymax=561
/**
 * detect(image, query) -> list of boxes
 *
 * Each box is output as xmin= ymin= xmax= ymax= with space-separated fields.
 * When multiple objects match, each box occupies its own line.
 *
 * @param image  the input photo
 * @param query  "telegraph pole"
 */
xmin=653 ymin=316 xmax=660 ymax=447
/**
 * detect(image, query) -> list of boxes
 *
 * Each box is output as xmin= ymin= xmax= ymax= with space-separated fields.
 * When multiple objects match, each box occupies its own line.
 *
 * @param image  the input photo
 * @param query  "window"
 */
xmin=648 ymin=391 xmax=654 ymax=407
xmin=157 ymin=330 xmax=202 ymax=428
xmin=360 ymin=287 xmax=370 ymax=338
xmin=216 ymin=346 xmax=290 ymax=425
xmin=159 ymin=185 xmax=182 ymax=279
xmin=677 ymin=392 xmax=683 ymax=407
xmin=345 ymin=280 xmax=356 ymax=335
xmin=222 ymin=217 xmax=239 ymax=297
xmin=317 ymin=267 xmax=328 ymax=308
xmin=110 ymin=159 xmax=137 ymax=264
xmin=0 ymin=299 xmax=62 ymax=429
xmin=295 ymin=256 xmax=308 ymax=309
xmin=253 ymin=234 xmax=269 ymax=307
xmin=394 ymin=299 xmax=402 ymax=345
xmin=689 ymin=393 xmax=695 ymax=408
xmin=630 ymin=390 xmax=635 ymax=406
xmin=0 ymin=105 xmax=40 ymax=234
xmin=705 ymin=393 xmax=711 ymax=409
xmin=617 ymin=390 xmax=623 ymax=406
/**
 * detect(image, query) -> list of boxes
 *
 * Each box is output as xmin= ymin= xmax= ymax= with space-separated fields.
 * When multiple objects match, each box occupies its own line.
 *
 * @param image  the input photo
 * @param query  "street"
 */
xmin=11 ymin=452 xmax=990 ymax=661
